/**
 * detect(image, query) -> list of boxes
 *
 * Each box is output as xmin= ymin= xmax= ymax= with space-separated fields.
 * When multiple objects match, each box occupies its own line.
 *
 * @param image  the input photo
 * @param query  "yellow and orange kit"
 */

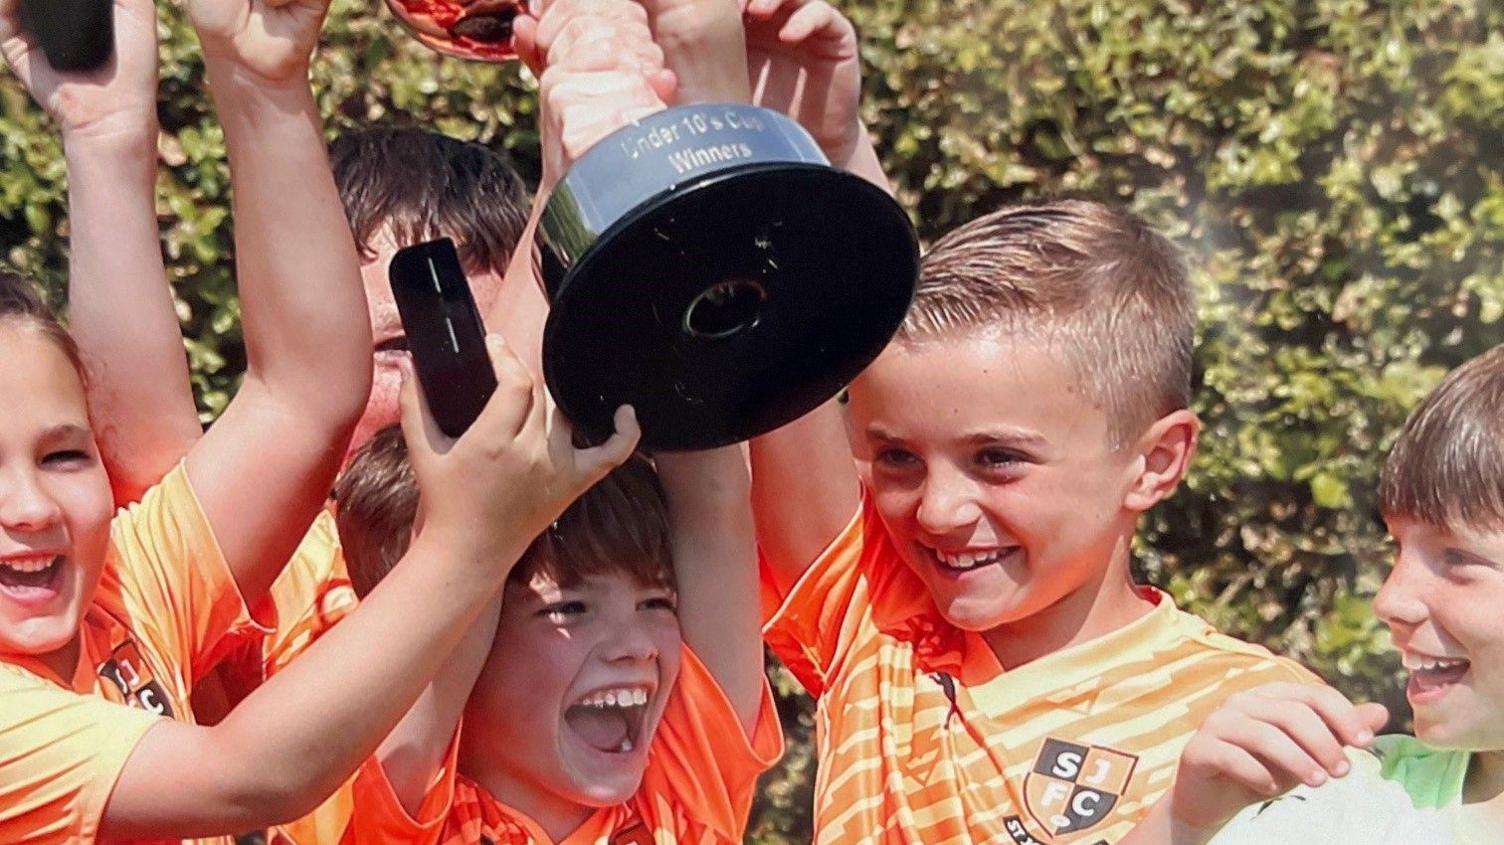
xmin=763 ymin=499 xmax=1318 ymax=845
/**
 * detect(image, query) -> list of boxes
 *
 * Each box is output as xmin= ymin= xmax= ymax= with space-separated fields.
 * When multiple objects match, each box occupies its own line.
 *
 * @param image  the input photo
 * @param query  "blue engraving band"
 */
xmin=538 ymin=103 xmax=830 ymax=293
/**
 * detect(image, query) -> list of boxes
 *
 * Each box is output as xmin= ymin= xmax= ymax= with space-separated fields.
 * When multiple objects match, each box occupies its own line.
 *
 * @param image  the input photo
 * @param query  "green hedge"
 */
xmin=3 ymin=1 xmax=1502 ymax=841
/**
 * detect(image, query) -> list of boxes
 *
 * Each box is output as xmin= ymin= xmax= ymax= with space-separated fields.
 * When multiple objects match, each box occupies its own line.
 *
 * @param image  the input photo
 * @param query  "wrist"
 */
xmin=653 ymin=6 xmax=750 ymax=103
xmin=63 ymin=127 xmax=157 ymax=184
xmin=415 ymin=510 xmax=533 ymax=582
xmin=1162 ymin=797 xmax=1220 ymax=845
xmin=60 ymin=115 xmax=159 ymax=156
xmin=203 ymin=56 xmax=315 ymax=107
xmin=1121 ymin=796 xmax=1218 ymax=845
xmin=820 ymin=120 xmax=868 ymax=169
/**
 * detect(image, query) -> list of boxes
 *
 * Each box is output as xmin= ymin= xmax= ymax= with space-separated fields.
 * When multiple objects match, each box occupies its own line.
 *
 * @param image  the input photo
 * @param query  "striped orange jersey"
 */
xmin=188 ymin=508 xmax=359 ymax=845
xmin=341 ymin=647 xmax=783 ymax=845
xmin=763 ymin=498 xmax=1318 ymax=845
xmin=192 ymin=507 xmax=357 ymax=723
xmin=0 ymin=464 xmax=259 ymax=845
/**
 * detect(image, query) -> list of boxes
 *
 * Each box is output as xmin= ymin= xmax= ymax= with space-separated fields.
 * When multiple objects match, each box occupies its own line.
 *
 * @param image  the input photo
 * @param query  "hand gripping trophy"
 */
xmin=396 ymin=0 xmax=922 ymax=451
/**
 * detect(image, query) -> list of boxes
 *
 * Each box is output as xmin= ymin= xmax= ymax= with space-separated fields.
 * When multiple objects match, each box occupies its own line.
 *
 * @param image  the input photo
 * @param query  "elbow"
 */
xmin=323 ymin=354 xmax=375 ymax=437
xmin=268 ymin=356 xmax=373 ymax=448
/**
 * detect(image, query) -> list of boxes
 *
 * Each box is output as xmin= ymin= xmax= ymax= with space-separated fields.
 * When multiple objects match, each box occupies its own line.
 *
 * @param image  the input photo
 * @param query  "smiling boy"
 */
xmin=333 ymin=434 xmax=779 ymax=844
xmin=1119 ymin=345 xmax=1504 ymax=845
xmin=754 ymin=201 xmax=1319 ymax=844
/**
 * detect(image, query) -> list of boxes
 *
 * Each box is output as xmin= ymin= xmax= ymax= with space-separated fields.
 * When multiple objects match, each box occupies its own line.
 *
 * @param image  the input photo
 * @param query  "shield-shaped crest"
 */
xmin=1022 ymin=738 xmax=1138 ymax=838
xmin=98 ymin=640 xmax=174 ymax=716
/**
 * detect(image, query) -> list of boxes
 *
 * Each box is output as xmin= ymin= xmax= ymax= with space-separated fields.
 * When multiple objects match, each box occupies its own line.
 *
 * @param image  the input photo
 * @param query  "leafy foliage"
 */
xmin=2 ymin=1 xmax=1502 ymax=841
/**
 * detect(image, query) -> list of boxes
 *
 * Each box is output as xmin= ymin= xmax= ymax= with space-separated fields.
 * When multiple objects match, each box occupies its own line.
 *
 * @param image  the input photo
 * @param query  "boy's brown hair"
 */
xmin=0 ymin=270 xmax=85 ymax=379
xmin=334 ymin=426 xmax=674 ymax=599
xmin=330 ymin=128 xmax=531 ymax=275
xmin=1380 ymin=344 xmax=1504 ymax=531
xmin=900 ymin=199 xmax=1194 ymax=445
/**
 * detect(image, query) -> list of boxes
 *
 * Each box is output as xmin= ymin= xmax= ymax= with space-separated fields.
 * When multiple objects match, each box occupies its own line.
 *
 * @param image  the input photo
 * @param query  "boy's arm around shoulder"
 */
xmin=98 ymin=523 xmax=509 ymax=839
xmin=657 ymin=447 xmax=764 ymax=735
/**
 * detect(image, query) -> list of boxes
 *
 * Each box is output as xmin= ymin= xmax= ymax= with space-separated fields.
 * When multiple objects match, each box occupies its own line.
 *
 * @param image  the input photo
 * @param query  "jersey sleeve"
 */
xmin=340 ymin=729 xmax=462 ymax=845
xmin=108 ymin=462 xmax=272 ymax=687
xmin=635 ymin=646 xmax=784 ymax=841
xmin=760 ymin=500 xmax=874 ymax=698
xmin=257 ymin=510 xmax=359 ymax=678
xmin=0 ymin=667 xmax=163 ymax=845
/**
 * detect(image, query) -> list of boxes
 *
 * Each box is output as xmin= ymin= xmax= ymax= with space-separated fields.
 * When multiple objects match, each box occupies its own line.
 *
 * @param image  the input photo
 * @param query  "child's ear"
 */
xmin=1123 ymin=409 xmax=1200 ymax=513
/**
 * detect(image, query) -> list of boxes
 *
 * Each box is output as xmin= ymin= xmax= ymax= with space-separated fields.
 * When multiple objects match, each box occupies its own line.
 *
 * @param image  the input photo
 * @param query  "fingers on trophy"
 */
xmin=405 ymin=0 xmax=924 ymax=452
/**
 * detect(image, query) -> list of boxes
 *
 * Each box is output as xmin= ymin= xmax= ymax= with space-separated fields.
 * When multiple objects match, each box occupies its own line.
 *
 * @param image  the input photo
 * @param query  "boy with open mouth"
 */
xmin=334 ymin=434 xmax=780 ymax=843
xmin=0 ymin=0 xmax=639 ymax=840
xmin=1120 ymin=344 xmax=1504 ymax=845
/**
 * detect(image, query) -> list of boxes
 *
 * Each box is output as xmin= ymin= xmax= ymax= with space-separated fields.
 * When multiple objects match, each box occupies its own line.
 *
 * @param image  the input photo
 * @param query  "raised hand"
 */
xmin=186 ymin=0 xmax=332 ymax=85
xmin=1164 ymin=683 xmax=1388 ymax=841
xmin=514 ymin=0 xmax=677 ymax=191
xmin=0 ymin=0 xmax=158 ymax=140
xmin=744 ymin=0 xmax=863 ymax=164
xmin=400 ymin=333 xmax=640 ymax=558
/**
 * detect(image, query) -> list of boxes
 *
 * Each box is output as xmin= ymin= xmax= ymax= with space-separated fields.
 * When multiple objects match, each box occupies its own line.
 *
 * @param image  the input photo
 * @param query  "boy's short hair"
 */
xmin=334 ymin=426 xmax=418 ymax=598
xmin=900 ymin=199 xmax=1194 ymax=445
xmin=0 ymin=270 xmax=84 ymax=379
xmin=334 ymin=426 xmax=673 ymax=599
xmin=1380 ymin=344 xmax=1504 ymax=531
xmin=329 ymin=128 xmax=531 ymax=274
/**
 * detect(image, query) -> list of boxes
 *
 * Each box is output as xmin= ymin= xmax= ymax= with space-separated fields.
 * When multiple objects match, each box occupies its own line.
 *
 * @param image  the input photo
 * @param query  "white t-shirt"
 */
xmin=1210 ymin=736 xmax=1469 ymax=844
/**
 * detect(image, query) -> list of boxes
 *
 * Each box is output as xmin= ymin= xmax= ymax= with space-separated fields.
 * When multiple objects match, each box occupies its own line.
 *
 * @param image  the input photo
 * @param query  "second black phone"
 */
xmin=389 ymin=238 xmax=498 ymax=437
xmin=22 ymin=0 xmax=115 ymax=72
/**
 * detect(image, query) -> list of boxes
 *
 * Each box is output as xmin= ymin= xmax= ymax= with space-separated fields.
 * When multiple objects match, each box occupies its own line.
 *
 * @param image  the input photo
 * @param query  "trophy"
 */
xmin=389 ymin=1 xmax=920 ymax=451
xmin=385 ymin=0 xmax=525 ymax=61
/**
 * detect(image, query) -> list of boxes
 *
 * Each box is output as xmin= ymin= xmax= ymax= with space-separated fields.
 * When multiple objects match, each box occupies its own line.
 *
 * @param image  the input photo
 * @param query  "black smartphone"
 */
xmin=21 ymin=0 xmax=115 ymax=72
xmin=389 ymin=238 xmax=497 ymax=438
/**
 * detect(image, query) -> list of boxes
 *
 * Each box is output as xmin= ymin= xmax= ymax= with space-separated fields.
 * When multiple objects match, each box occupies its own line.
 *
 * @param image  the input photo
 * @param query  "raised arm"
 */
xmin=371 ymin=0 xmax=677 ymax=814
xmin=178 ymin=0 xmax=373 ymax=606
xmin=0 ymin=0 xmax=203 ymax=505
xmin=100 ymin=337 xmax=641 ymax=838
xmin=656 ymin=449 xmax=762 ymax=733
xmin=741 ymin=0 xmax=877 ymax=592
xmin=744 ymin=0 xmax=889 ymax=189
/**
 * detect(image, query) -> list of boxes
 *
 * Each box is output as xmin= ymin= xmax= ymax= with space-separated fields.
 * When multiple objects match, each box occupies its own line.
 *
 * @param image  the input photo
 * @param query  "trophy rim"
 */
xmin=540 ymin=161 xmax=919 ymax=451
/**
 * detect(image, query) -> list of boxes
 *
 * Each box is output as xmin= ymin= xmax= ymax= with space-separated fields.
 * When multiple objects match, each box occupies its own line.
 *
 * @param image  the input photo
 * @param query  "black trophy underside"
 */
xmin=543 ymin=163 xmax=918 ymax=451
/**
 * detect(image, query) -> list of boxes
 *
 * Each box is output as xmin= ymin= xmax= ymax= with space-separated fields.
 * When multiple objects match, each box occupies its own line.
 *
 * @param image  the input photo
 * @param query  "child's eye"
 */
xmin=42 ymin=450 xmax=92 ymax=469
xmin=875 ymin=448 xmax=920 ymax=469
xmin=1444 ymin=549 xmax=1497 ymax=570
xmin=541 ymin=601 xmax=587 ymax=621
xmin=975 ymin=447 xmax=1025 ymax=470
xmin=641 ymin=595 xmax=678 ymax=613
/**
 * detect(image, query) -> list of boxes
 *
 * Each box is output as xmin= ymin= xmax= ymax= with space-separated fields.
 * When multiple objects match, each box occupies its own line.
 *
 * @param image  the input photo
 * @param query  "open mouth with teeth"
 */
xmin=1403 ymin=652 xmax=1471 ymax=698
xmin=0 ymin=555 xmax=63 ymax=603
xmin=562 ymin=687 xmax=651 ymax=755
xmin=931 ymin=547 xmax=1018 ymax=572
